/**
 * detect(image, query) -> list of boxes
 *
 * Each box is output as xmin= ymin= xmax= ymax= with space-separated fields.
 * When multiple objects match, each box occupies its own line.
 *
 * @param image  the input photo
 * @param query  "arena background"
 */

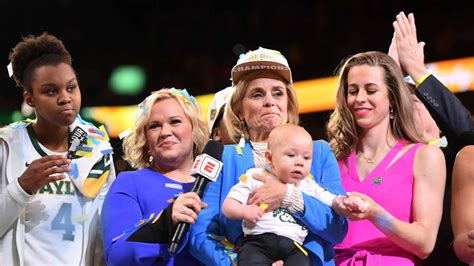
xmin=0 ymin=2 xmax=473 ymax=265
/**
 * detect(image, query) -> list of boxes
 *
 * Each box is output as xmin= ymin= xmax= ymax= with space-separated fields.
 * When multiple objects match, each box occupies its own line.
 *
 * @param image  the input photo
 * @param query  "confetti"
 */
xmin=119 ymin=128 xmax=133 ymax=140
xmin=293 ymin=241 xmax=308 ymax=256
xmin=152 ymin=211 xmax=163 ymax=224
xmin=235 ymin=145 xmax=242 ymax=156
xmin=7 ymin=62 xmax=13 ymax=77
xmin=72 ymin=215 xmax=89 ymax=223
xmin=100 ymin=149 xmax=113 ymax=155
xmin=68 ymin=163 xmax=79 ymax=179
xmin=428 ymin=136 xmax=448 ymax=148
xmin=165 ymin=183 xmax=183 ymax=190
xmin=76 ymin=150 xmax=93 ymax=158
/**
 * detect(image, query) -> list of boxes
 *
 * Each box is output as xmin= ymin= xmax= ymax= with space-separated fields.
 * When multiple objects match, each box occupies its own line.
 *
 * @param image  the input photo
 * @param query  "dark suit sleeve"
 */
xmin=416 ymin=75 xmax=474 ymax=145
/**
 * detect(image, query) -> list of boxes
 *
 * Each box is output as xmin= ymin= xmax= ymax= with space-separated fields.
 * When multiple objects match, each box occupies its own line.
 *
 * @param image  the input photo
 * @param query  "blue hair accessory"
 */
xmin=168 ymin=88 xmax=198 ymax=106
xmin=135 ymin=88 xmax=198 ymax=121
xmin=135 ymin=99 xmax=150 ymax=120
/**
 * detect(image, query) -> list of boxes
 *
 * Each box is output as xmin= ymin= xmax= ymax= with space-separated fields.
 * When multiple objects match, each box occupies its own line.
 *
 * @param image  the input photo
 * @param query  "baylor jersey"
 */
xmin=18 ymin=123 xmax=110 ymax=266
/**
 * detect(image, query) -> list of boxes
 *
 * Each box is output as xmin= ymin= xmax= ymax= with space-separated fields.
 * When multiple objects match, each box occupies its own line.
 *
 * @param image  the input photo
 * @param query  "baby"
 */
xmin=222 ymin=124 xmax=366 ymax=266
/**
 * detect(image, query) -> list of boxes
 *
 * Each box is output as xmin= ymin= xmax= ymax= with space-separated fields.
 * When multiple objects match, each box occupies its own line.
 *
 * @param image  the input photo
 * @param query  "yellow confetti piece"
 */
xmin=239 ymin=174 xmax=248 ymax=183
xmin=148 ymin=213 xmax=155 ymax=220
xmin=98 ymin=125 xmax=110 ymax=141
xmin=167 ymin=198 xmax=175 ymax=203
xmin=307 ymin=173 xmax=314 ymax=180
xmin=259 ymin=203 xmax=268 ymax=211
xmin=235 ymin=145 xmax=242 ymax=156
xmin=76 ymin=150 xmax=93 ymax=158
xmin=221 ymin=238 xmax=235 ymax=250
xmin=72 ymin=215 xmax=89 ymax=223
xmin=428 ymin=136 xmax=448 ymax=148
xmin=176 ymin=94 xmax=190 ymax=103
xmin=293 ymin=241 xmax=308 ymax=256
xmin=152 ymin=211 xmax=163 ymax=224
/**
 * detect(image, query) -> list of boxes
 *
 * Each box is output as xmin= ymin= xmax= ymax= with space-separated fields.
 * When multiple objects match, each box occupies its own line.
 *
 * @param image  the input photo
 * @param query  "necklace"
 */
xmin=357 ymin=148 xmax=389 ymax=163
xmin=357 ymin=140 xmax=399 ymax=164
xmin=358 ymin=154 xmax=377 ymax=163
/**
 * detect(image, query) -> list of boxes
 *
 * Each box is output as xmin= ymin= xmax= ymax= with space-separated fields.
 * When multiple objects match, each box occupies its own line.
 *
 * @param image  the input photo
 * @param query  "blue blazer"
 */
xmin=189 ymin=141 xmax=348 ymax=266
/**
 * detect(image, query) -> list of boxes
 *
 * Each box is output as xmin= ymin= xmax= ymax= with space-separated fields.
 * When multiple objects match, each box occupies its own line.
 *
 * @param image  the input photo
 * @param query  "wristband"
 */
xmin=415 ymin=72 xmax=431 ymax=88
xmin=282 ymin=184 xmax=304 ymax=215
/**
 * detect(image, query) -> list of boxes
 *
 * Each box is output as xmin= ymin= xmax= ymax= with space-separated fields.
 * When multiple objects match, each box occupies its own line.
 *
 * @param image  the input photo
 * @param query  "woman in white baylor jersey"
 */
xmin=0 ymin=32 xmax=115 ymax=266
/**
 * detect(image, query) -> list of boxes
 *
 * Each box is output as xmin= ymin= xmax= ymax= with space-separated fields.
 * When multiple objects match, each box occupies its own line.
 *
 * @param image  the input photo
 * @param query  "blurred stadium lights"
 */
xmin=2 ymin=57 xmax=473 ymax=138
xmin=109 ymin=65 xmax=146 ymax=95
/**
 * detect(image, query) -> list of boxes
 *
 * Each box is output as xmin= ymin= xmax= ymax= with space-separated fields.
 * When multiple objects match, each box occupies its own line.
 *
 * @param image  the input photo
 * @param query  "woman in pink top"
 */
xmin=327 ymin=51 xmax=446 ymax=265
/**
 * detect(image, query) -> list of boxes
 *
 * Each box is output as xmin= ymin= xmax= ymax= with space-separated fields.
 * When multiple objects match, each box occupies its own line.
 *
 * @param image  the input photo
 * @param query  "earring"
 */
xmin=389 ymin=107 xmax=394 ymax=120
xmin=148 ymin=150 xmax=153 ymax=164
xmin=238 ymin=120 xmax=246 ymax=148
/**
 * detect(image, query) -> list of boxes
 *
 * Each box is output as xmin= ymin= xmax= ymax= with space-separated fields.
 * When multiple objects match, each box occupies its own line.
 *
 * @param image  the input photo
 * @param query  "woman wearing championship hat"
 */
xmin=190 ymin=47 xmax=347 ymax=266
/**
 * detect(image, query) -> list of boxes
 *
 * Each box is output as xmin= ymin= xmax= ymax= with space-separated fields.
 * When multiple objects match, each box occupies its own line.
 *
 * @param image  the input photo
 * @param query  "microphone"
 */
xmin=168 ymin=140 xmax=224 ymax=254
xmin=67 ymin=126 xmax=88 ymax=159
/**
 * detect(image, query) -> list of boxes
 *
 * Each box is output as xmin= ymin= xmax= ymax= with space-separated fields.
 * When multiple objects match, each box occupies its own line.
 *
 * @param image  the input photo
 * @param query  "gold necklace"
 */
xmin=358 ymin=153 xmax=377 ymax=163
xmin=357 ymin=148 xmax=388 ymax=163
xmin=357 ymin=141 xmax=397 ymax=163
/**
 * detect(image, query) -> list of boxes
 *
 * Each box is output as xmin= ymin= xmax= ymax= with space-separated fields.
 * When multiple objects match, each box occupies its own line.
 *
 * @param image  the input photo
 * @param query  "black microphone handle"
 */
xmin=169 ymin=176 xmax=209 ymax=254
xmin=191 ymin=176 xmax=209 ymax=198
xmin=169 ymin=223 xmax=190 ymax=254
xmin=168 ymin=140 xmax=223 ymax=255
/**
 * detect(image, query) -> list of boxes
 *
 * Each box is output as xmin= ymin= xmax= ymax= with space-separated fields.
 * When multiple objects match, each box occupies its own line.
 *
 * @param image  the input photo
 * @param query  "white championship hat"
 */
xmin=231 ymin=47 xmax=292 ymax=85
xmin=208 ymin=86 xmax=235 ymax=132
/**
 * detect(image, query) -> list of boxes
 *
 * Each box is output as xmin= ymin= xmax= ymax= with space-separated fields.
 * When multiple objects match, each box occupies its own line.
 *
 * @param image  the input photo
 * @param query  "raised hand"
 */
xmin=392 ymin=11 xmax=426 ymax=81
xmin=388 ymin=33 xmax=401 ymax=68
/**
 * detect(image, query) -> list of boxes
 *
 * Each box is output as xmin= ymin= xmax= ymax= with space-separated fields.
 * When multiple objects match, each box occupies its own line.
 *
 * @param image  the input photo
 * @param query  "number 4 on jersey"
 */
xmin=51 ymin=203 xmax=75 ymax=241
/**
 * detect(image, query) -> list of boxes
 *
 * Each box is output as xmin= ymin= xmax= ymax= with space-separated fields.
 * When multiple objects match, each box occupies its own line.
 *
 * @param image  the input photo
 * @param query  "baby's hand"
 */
xmin=332 ymin=196 xmax=351 ymax=217
xmin=243 ymin=204 xmax=264 ymax=224
xmin=344 ymin=193 xmax=369 ymax=213
xmin=332 ymin=193 xmax=369 ymax=217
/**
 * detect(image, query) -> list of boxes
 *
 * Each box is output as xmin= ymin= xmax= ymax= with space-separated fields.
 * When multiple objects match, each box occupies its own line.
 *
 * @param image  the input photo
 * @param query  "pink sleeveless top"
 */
xmin=334 ymin=140 xmax=424 ymax=266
